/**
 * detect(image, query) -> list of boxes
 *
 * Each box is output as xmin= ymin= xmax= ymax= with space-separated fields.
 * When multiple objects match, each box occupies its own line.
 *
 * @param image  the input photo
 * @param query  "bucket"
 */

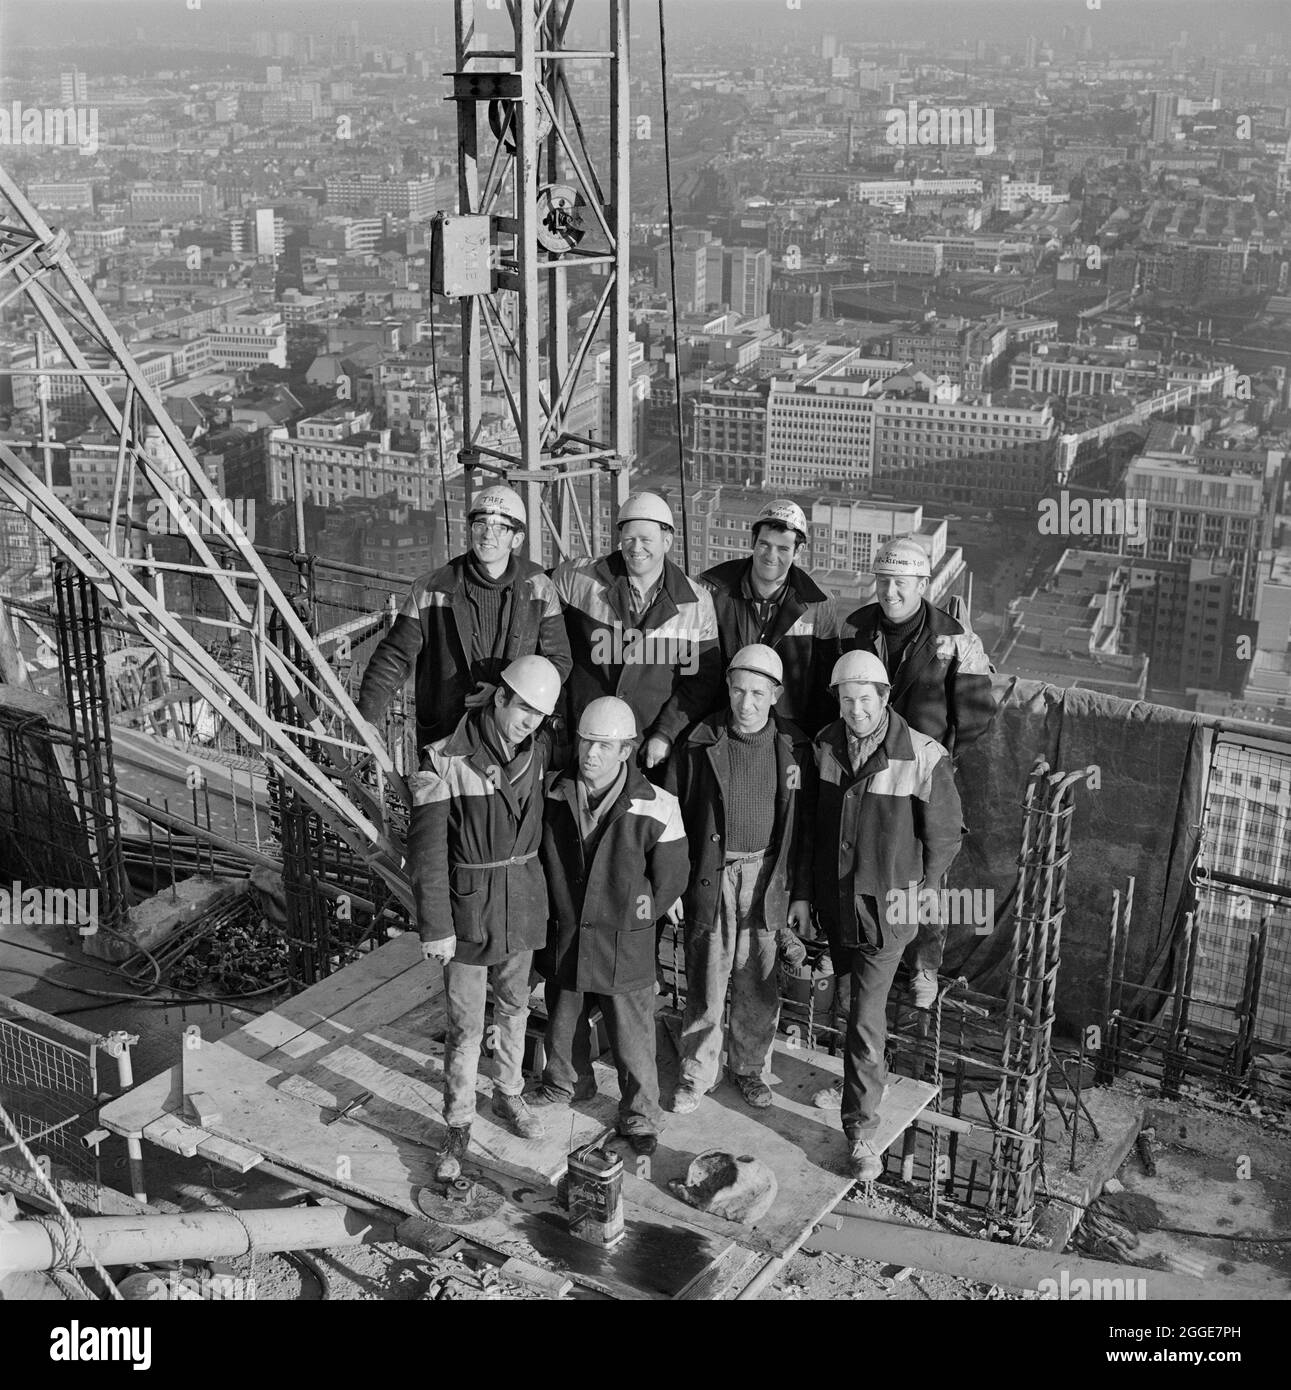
xmin=781 ymin=949 xmax=835 ymax=1015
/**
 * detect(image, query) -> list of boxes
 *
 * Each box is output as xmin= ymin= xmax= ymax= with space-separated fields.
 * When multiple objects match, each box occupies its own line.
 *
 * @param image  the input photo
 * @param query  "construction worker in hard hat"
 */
xmin=530 ymin=696 xmax=690 ymax=1156
xmin=699 ymin=498 xmax=841 ymax=734
xmin=836 ymin=534 xmax=996 ymax=1006
xmin=357 ymin=483 xmax=571 ymax=763
xmin=664 ymin=645 xmax=817 ymax=1116
xmin=405 ymin=654 xmax=563 ymax=1182
xmin=551 ymin=491 xmax=720 ymax=776
xmin=808 ymin=648 xmax=963 ymax=1180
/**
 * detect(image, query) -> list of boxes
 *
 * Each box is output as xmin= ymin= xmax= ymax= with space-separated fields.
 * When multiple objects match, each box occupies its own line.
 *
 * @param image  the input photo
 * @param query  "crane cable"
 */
xmin=656 ymin=0 xmax=691 ymax=571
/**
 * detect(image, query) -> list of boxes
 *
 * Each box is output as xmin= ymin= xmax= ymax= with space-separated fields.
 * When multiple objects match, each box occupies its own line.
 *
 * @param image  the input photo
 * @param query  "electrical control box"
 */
xmin=430 ymin=214 xmax=492 ymax=298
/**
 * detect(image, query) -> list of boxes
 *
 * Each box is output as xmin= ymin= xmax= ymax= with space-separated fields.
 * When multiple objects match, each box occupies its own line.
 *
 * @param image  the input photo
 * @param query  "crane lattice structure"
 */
xmin=0 ymin=169 xmax=412 ymax=909
xmin=450 ymin=0 xmax=633 ymax=563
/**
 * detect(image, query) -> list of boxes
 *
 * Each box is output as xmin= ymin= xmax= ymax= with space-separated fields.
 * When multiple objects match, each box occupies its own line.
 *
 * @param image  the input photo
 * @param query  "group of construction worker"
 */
xmin=356 ymin=484 xmax=996 ymax=1183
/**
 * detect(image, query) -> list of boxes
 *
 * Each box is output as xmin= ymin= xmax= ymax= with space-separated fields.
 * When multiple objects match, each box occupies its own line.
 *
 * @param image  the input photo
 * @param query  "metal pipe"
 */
xmin=1 ymin=1204 xmax=395 ymax=1273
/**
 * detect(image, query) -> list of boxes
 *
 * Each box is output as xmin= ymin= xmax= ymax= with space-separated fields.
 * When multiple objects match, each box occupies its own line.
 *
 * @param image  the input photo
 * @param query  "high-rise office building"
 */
xmin=1150 ymin=91 xmax=1178 ymax=144
xmin=723 ymin=246 xmax=771 ymax=320
xmin=60 ymin=68 xmax=87 ymax=104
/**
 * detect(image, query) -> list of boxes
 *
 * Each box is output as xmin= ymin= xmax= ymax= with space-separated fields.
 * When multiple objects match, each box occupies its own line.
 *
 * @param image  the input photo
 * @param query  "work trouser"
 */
xmin=830 ymin=895 xmax=917 ymax=1140
xmin=542 ymin=979 xmax=663 ymax=1134
xmin=442 ymin=950 xmax=533 ymax=1130
xmin=679 ymin=852 xmax=781 ymax=1091
xmin=908 ymin=869 xmax=948 ymax=976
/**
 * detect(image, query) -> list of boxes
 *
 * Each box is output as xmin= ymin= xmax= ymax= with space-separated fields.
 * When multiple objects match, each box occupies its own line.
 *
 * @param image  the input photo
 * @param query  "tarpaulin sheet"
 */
xmin=943 ymin=677 xmax=1205 ymax=1035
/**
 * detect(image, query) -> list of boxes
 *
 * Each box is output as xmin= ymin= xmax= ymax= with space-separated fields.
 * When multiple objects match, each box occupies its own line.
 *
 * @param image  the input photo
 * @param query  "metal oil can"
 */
xmin=566 ymin=1131 xmax=625 ymax=1248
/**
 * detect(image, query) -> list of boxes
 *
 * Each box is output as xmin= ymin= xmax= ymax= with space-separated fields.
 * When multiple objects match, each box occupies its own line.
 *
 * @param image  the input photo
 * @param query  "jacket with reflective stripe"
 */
xmin=357 ymin=552 xmax=572 ymax=752
xmin=538 ymin=765 xmax=690 ymax=995
xmin=811 ymin=712 xmax=963 ymax=949
xmin=552 ymin=552 xmax=720 ymax=747
xmin=404 ymin=711 xmax=550 ymax=965
xmin=699 ymin=558 xmax=841 ymax=734
xmin=837 ymin=599 xmax=996 ymax=754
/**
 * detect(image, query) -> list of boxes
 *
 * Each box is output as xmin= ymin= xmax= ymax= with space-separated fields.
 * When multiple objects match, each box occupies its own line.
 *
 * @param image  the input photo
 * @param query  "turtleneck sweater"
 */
xmin=878 ymin=604 xmax=925 ymax=677
xmin=724 ymin=718 xmax=777 ymax=854
xmin=464 ymin=553 xmax=516 ymax=666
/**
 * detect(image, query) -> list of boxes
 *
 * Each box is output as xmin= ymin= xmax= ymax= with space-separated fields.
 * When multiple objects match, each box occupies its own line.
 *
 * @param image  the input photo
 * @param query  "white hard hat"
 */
xmin=500 ymin=655 xmax=561 ymax=715
xmin=830 ymin=649 xmax=891 ymax=690
xmin=872 ymin=537 xmax=931 ymax=578
xmin=617 ymin=492 xmax=674 ymax=530
xmin=753 ymin=498 xmax=808 ymax=543
xmin=728 ymin=643 xmax=784 ymax=686
xmin=469 ymin=484 xmax=526 ymax=528
xmin=577 ymin=696 xmax=638 ymax=741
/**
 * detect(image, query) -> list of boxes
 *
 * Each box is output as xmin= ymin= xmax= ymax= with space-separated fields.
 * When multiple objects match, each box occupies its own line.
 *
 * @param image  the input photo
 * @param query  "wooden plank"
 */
xmin=630 ymin=1039 xmax=937 ymax=1257
xmin=274 ymin=963 xmax=444 ymax=1066
xmin=100 ymin=1065 xmax=185 ymax=1140
xmin=231 ymin=934 xmax=428 ymax=1061
xmin=809 ymin=1207 xmax=1274 ymax=1300
xmin=143 ymin=1112 xmax=209 ymax=1158
xmin=121 ymin=1039 xmax=730 ymax=1300
xmin=285 ymin=1039 xmax=618 ymax=1184
xmin=185 ymin=1092 xmax=222 ymax=1128
xmin=100 ymin=931 xmax=941 ymax=1301
xmin=194 ymin=1134 xmax=263 ymax=1174
xmin=673 ymin=1244 xmax=764 ymax=1301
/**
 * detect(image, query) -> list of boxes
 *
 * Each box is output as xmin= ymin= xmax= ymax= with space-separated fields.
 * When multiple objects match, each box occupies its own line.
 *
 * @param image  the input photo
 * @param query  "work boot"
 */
xmin=909 ymin=968 xmax=939 ymax=1010
xmin=669 ymin=1083 xmax=703 ymax=1115
xmin=492 ymin=1090 xmax=546 ymax=1141
xmin=727 ymin=1070 xmax=773 ymax=1109
xmin=526 ymin=1076 xmax=598 ymax=1109
xmin=812 ymin=1081 xmax=843 ymax=1110
xmin=847 ymin=1136 xmax=883 ymax=1182
xmin=619 ymin=1130 xmax=658 ymax=1157
xmin=435 ymin=1125 xmax=471 ymax=1182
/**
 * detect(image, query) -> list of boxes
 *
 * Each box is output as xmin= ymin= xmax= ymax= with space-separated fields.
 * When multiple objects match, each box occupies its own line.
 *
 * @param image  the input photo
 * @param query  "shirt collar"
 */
xmin=741 ymin=564 xmax=788 ymax=607
xmin=628 ymin=568 xmax=665 ymax=614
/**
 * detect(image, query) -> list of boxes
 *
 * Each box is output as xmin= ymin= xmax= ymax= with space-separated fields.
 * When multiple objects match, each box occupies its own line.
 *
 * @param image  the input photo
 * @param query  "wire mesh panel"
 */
xmin=0 ymin=1004 xmax=101 ymax=1211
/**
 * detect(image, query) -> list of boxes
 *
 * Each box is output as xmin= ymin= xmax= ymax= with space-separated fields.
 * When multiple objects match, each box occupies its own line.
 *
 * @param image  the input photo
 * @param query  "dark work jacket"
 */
xmin=700 ymin=558 xmax=841 ymax=735
xmin=551 ymin=552 xmax=721 ymax=748
xmin=811 ymin=712 xmax=963 ymax=950
xmin=537 ymin=765 xmax=690 ymax=995
xmin=357 ymin=552 xmax=572 ymax=752
xmin=404 ymin=710 xmax=550 ymax=966
xmin=666 ymin=712 xmax=815 ymax=933
xmin=836 ymin=599 xmax=996 ymax=755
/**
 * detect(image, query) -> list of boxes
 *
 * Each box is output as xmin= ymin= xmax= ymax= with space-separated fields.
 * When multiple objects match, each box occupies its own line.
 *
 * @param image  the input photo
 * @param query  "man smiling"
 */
xmin=810 ymin=649 xmax=963 ymax=1179
xmin=836 ymin=536 xmax=995 ymax=1007
xmin=406 ymin=655 xmax=563 ymax=1183
xmin=700 ymin=499 xmax=839 ymax=735
xmin=553 ymin=492 xmax=719 ymax=773
xmin=358 ymin=485 xmax=571 ymax=760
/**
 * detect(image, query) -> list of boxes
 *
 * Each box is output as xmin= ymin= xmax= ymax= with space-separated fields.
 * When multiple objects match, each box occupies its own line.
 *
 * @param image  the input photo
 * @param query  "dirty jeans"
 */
xmin=542 ymin=980 xmax=663 ymax=1134
xmin=831 ymin=895 xmax=917 ymax=1141
xmin=679 ymin=854 xmax=780 ymax=1090
xmin=442 ymin=951 xmax=533 ymax=1130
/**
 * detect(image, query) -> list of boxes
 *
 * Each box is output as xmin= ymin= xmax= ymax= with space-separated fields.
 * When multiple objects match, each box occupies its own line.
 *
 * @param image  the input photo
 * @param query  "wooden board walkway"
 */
xmin=100 ymin=933 xmax=938 ymax=1299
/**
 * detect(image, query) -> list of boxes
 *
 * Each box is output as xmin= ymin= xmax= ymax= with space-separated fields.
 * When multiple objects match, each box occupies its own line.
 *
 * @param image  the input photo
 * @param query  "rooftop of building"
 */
xmin=1266 ymin=548 xmax=1291 ymax=588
